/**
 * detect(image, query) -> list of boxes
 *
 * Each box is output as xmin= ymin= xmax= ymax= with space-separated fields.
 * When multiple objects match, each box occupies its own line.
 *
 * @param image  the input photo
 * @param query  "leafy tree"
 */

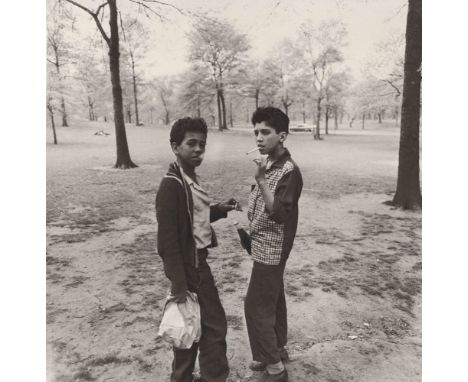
xmin=75 ymin=36 xmax=110 ymax=121
xmin=392 ymin=0 xmax=422 ymax=209
xmin=323 ymin=71 xmax=350 ymax=133
xmin=188 ymin=16 xmax=250 ymax=130
xmin=177 ymin=65 xmax=215 ymax=120
xmin=365 ymin=33 xmax=405 ymax=125
xmin=154 ymin=76 xmax=177 ymax=125
xmin=240 ymin=59 xmax=279 ymax=110
xmin=47 ymin=0 xmax=73 ymax=127
xmin=297 ymin=20 xmax=347 ymax=139
xmin=121 ymin=17 xmax=148 ymax=126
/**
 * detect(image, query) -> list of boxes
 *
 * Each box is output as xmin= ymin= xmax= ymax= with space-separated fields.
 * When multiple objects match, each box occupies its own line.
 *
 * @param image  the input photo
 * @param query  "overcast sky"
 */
xmin=70 ymin=0 xmax=407 ymax=80
xmin=137 ymin=0 xmax=407 ymax=79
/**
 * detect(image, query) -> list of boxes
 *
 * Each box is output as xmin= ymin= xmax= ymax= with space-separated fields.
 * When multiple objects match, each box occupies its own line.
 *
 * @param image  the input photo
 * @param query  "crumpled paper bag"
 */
xmin=158 ymin=291 xmax=201 ymax=349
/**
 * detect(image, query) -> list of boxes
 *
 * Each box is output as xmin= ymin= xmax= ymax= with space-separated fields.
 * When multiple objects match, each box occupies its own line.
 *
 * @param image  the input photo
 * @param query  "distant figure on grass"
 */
xmin=245 ymin=107 xmax=303 ymax=382
xmin=156 ymin=117 xmax=238 ymax=382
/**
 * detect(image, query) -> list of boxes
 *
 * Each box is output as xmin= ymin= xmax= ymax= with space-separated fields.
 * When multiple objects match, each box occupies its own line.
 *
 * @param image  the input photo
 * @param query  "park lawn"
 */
xmin=46 ymin=120 xmax=421 ymax=382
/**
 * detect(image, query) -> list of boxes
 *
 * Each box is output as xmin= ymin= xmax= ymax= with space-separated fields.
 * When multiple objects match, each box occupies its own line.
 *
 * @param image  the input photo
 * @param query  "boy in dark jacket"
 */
xmin=156 ymin=117 xmax=237 ymax=382
xmin=245 ymin=107 xmax=303 ymax=382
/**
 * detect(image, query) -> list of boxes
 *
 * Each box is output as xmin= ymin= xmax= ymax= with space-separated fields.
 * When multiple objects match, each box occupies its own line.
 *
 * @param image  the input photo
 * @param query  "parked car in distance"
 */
xmin=290 ymin=123 xmax=315 ymax=133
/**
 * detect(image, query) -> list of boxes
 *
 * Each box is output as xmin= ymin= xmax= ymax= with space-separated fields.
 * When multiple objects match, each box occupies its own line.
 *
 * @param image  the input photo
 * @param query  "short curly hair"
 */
xmin=251 ymin=107 xmax=289 ymax=134
xmin=170 ymin=117 xmax=208 ymax=145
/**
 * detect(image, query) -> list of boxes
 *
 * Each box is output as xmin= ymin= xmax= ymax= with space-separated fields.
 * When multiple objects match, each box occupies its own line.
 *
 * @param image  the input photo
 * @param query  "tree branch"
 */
xmin=139 ymin=0 xmax=184 ymax=14
xmin=128 ymin=0 xmax=163 ymax=20
xmin=382 ymin=79 xmax=401 ymax=97
xmin=64 ymin=0 xmax=110 ymax=46
xmin=95 ymin=2 xmax=108 ymax=16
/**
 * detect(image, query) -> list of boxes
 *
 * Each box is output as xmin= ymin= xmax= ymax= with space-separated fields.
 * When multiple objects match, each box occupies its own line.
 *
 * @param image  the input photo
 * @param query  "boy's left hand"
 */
xmin=218 ymin=198 xmax=239 ymax=213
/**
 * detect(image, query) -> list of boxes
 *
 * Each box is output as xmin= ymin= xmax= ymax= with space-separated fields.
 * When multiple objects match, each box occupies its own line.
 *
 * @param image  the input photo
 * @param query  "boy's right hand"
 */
xmin=171 ymin=291 xmax=187 ymax=303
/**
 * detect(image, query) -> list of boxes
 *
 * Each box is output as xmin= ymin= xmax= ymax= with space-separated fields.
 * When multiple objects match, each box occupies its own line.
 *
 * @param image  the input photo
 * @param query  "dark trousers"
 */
xmin=244 ymin=260 xmax=287 ymax=365
xmin=170 ymin=255 xmax=229 ymax=382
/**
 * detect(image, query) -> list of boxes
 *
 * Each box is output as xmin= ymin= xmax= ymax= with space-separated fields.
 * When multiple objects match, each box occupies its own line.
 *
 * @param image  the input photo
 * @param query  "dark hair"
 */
xmin=251 ymin=107 xmax=289 ymax=134
xmin=170 ymin=117 xmax=208 ymax=145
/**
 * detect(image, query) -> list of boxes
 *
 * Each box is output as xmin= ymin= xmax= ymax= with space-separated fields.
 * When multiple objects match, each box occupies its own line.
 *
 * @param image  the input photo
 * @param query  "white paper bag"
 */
xmin=158 ymin=291 xmax=201 ymax=349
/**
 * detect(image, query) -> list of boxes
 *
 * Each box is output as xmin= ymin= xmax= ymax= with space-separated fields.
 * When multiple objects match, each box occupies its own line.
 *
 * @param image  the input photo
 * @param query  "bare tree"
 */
xmin=392 ymin=0 xmax=422 ymax=209
xmin=64 ymin=0 xmax=137 ymax=168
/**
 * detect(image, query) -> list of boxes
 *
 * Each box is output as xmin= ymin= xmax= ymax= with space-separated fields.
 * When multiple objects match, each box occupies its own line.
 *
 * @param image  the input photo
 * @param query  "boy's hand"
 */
xmin=171 ymin=291 xmax=187 ymax=303
xmin=218 ymin=198 xmax=239 ymax=213
xmin=253 ymin=158 xmax=267 ymax=183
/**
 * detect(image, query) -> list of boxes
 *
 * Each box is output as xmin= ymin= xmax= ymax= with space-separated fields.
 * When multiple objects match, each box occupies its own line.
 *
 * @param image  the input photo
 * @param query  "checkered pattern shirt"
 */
xmin=247 ymin=149 xmax=303 ymax=265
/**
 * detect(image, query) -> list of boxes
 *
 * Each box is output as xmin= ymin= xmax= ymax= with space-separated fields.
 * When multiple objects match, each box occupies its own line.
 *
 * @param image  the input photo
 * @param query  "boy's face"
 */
xmin=171 ymin=131 xmax=207 ymax=170
xmin=253 ymin=122 xmax=286 ymax=156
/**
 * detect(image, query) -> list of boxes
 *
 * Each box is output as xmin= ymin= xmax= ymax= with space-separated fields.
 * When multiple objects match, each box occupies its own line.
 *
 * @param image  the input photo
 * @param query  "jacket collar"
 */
xmin=268 ymin=147 xmax=291 ymax=170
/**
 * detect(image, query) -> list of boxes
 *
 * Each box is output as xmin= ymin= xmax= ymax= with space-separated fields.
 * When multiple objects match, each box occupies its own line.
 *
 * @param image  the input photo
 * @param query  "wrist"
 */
xmin=256 ymin=179 xmax=266 ymax=186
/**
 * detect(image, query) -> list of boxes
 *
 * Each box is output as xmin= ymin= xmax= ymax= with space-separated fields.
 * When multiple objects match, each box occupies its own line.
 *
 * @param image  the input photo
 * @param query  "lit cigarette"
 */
xmin=245 ymin=147 xmax=260 ymax=155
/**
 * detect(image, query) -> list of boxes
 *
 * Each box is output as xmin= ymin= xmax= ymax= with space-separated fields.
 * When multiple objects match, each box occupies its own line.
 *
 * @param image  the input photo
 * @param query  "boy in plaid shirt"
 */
xmin=245 ymin=107 xmax=303 ymax=382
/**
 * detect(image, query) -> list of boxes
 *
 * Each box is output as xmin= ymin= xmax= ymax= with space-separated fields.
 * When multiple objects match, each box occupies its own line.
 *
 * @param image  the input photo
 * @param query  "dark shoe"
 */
xmin=250 ymin=348 xmax=289 ymax=371
xmin=265 ymin=369 xmax=288 ymax=382
xmin=249 ymin=360 xmax=267 ymax=371
xmin=192 ymin=376 xmax=206 ymax=382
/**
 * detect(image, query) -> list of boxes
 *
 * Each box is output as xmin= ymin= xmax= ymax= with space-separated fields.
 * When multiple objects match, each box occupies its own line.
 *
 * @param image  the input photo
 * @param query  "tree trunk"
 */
xmin=165 ymin=110 xmax=170 ymax=125
xmin=229 ymin=100 xmax=233 ymax=128
xmin=378 ymin=112 xmax=382 ymax=123
xmin=108 ymin=0 xmax=137 ymax=168
xmin=131 ymin=56 xmax=140 ymax=126
xmin=334 ymin=106 xmax=338 ymax=130
xmin=48 ymin=103 xmax=58 ymax=144
xmin=301 ymin=100 xmax=306 ymax=123
xmin=255 ymin=89 xmax=259 ymax=109
xmin=216 ymin=89 xmax=222 ymax=130
xmin=325 ymin=106 xmax=329 ymax=135
xmin=283 ymin=101 xmax=289 ymax=116
xmin=361 ymin=113 xmax=365 ymax=129
xmin=392 ymin=0 xmax=422 ymax=209
xmin=315 ymin=97 xmax=322 ymax=139
xmin=61 ymin=97 xmax=69 ymax=126
xmin=219 ymin=90 xmax=227 ymax=130
xmin=88 ymin=96 xmax=95 ymax=121
xmin=127 ymin=104 xmax=132 ymax=124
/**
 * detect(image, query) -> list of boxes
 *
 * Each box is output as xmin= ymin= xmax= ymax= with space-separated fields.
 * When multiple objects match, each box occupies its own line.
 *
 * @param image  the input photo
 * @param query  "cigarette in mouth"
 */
xmin=245 ymin=147 xmax=260 ymax=155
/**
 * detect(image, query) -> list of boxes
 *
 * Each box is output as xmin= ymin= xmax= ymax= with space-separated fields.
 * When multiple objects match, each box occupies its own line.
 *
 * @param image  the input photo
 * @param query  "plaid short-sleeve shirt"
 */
xmin=248 ymin=149 xmax=303 ymax=265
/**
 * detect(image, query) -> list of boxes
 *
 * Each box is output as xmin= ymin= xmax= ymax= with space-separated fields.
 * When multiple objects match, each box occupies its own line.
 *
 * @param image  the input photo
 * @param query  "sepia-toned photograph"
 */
xmin=45 ymin=0 xmax=422 ymax=381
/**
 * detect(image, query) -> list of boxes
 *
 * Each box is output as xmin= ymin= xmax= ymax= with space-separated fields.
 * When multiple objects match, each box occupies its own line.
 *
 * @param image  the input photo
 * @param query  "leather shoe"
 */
xmin=249 ymin=348 xmax=290 ymax=371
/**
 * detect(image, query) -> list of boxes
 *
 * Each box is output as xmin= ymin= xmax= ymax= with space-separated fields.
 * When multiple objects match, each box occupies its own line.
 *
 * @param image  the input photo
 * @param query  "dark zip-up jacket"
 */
xmin=156 ymin=162 xmax=227 ymax=295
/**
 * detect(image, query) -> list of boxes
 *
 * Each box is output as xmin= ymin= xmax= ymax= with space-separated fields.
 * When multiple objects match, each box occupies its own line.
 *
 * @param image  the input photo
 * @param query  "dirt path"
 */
xmin=47 ymin=123 xmax=421 ymax=381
